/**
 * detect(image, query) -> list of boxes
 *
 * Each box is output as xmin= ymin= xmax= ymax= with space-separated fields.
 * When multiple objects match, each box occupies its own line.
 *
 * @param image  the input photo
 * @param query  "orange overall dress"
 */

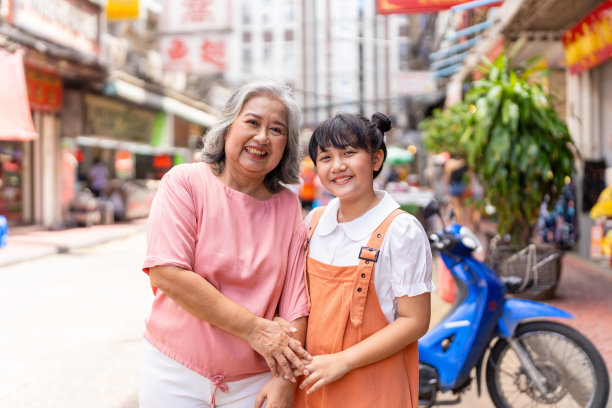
xmin=294 ymin=207 xmax=419 ymax=408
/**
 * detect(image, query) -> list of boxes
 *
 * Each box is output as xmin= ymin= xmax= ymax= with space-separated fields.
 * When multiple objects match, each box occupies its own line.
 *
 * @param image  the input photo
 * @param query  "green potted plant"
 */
xmin=421 ymin=49 xmax=578 ymax=299
xmin=422 ymin=50 xmax=577 ymax=247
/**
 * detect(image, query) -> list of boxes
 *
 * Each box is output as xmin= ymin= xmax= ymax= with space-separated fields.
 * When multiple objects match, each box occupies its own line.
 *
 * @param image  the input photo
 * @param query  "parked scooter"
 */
xmin=419 ymin=200 xmax=609 ymax=407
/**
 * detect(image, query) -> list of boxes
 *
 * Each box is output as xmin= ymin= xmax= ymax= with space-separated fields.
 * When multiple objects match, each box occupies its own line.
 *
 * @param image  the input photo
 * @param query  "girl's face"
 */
xmin=315 ymin=143 xmax=384 ymax=201
xmin=224 ymin=94 xmax=288 ymax=182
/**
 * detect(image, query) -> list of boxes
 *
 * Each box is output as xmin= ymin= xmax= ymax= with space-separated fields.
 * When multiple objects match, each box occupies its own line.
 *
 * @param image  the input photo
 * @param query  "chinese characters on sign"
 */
xmin=160 ymin=34 xmax=227 ymax=74
xmin=9 ymin=0 xmax=100 ymax=56
xmin=159 ymin=0 xmax=229 ymax=74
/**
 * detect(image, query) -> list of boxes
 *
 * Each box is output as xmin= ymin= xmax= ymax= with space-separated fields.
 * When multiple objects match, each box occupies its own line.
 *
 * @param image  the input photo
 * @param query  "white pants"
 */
xmin=139 ymin=340 xmax=273 ymax=408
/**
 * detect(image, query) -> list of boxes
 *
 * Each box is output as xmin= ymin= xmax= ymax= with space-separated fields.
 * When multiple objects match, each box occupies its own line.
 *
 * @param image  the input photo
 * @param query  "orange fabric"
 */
xmin=295 ymin=209 xmax=418 ymax=407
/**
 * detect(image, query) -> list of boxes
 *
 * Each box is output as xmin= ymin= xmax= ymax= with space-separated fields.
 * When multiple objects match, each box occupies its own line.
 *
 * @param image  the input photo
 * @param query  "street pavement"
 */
xmin=1 ymin=218 xmax=611 ymax=407
xmin=0 ymin=227 xmax=152 ymax=408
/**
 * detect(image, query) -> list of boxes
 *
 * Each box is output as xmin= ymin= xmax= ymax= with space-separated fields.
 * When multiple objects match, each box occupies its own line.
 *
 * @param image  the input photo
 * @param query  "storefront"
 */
xmin=562 ymin=2 xmax=612 ymax=258
xmin=1 ymin=0 xmax=104 ymax=228
xmin=441 ymin=0 xmax=606 ymax=258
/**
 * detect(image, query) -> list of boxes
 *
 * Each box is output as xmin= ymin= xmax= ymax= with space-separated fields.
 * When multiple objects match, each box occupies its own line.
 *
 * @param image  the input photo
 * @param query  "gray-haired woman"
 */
xmin=140 ymin=80 xmax=310 ymax=408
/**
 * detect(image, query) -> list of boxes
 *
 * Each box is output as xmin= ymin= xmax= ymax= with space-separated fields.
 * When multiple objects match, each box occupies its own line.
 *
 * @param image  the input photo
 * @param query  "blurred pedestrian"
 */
xmin=299 ymin=157 xmax=317 ymax=212
xmin=294 ymin=112 xmax=432 ymax=407
xmin=87 ymin=158 xmax=108 ymax=197
xmin=467 ymin=173 xmax=484 ymax=232
xmin=444 ymin=155 xmax=468 ymax=225
xmin=60 ymin=142 xmax=78 ymax=225
xmin=139 ymin=80 xmax=311 ymax=408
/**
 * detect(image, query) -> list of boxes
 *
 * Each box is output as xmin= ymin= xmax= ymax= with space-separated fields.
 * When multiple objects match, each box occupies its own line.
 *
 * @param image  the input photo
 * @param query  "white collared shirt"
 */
xmin=305 ymin=191 xmax=434 ymax=323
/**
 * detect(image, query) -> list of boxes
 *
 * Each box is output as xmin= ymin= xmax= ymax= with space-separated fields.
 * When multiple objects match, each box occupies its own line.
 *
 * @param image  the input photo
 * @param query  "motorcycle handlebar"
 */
xmin=428 ymin=231 xmax=458 ymax=251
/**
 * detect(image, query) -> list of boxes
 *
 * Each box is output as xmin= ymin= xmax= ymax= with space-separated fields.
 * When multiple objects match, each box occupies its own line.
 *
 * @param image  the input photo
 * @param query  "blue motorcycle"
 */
xmin=419 ymin=201 xmax=609 ymax=407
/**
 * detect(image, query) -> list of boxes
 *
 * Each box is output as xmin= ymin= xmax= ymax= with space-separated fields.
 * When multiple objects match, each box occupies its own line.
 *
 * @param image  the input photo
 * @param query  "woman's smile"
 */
xmin=244 ymin=145 xmax=269 ymax=158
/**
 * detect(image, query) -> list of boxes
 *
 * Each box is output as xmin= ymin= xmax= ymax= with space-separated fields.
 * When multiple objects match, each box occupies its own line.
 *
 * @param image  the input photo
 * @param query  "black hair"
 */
xmin=308 ymin=112 xmax=391 ymax=179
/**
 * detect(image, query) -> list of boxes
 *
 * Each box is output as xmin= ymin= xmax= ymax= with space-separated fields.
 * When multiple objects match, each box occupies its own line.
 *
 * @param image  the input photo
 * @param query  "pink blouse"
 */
xmin=143 ymin=163 xmax=308 ymax=382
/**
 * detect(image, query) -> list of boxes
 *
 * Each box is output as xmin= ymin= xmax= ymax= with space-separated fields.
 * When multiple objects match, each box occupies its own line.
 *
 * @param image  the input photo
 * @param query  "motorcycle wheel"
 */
xmin=486 ymin=321 xmax=609 ymax=408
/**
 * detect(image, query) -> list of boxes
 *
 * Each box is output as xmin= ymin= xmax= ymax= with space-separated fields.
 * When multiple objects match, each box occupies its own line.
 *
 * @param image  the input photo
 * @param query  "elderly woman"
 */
xmin=139 ymin=80 xmax=310 ymax=408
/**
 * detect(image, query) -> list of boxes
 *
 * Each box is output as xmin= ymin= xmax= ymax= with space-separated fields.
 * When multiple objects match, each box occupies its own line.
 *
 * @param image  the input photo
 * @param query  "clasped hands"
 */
xmin=251 ymin=317 xmax=350 ymax=395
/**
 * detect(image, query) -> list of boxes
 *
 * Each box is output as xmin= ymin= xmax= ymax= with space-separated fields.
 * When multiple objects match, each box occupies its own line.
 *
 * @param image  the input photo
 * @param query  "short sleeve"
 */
xmin=277 ymin=205 xmax=309 ymax=322
xmin=143 ymin=166 xmax=198 ymax=274
xmin=387 ymin=213 xmax=434 ymax=298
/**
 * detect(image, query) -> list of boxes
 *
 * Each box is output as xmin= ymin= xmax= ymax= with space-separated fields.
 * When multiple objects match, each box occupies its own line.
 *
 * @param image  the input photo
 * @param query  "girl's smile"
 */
xmin=331 ymin=175 xmax=353 ymax=184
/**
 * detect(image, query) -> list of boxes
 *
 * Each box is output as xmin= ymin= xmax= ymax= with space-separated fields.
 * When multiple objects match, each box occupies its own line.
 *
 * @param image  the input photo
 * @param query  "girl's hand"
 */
xmin=248 ymin=317 xmax=311 ymax=382
xmin=299 ymin=353 xmax=351 ymax=394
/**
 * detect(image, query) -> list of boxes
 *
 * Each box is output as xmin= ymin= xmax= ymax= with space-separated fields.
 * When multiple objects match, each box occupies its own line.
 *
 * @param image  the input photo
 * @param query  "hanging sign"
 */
xmin=377 ymin=0 xmax=500 ymax=14
xmin=158 ymin=0 xmax=229 ymax=33
xmin=158 ymin=0 xmax=229 ymax=74
xmin=106 ymin=0 xmax=139 ymax=21
xmin=562 ymin=1 xmax=612 ymax=75
xmin=24 ymin=65 xmax=63 ymax=112
xmin=160 ymin=34 xmax=227 ymax=74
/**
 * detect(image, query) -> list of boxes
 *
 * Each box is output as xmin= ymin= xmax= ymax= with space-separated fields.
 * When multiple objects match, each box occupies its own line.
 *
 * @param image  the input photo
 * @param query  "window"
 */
xmin=243 ymin=47 xmax=252 ymax=70
xmin=242 ymin=0 xmax=251 ymax=25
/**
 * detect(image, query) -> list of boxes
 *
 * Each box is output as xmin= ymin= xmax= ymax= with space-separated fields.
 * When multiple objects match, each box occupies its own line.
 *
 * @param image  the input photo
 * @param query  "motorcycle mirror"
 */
xmin=422 ymin=200 xmax=440 ymax=219
xmin=422 ymin=199 xmax=445 ymax=230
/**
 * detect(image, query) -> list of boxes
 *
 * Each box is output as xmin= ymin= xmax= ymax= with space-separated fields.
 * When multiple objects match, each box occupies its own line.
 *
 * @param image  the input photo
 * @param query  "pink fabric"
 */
xmin=143 ymin=162 xmax=308 ymax=382
xmin=0 ymin=50 xmax=37 ymax=141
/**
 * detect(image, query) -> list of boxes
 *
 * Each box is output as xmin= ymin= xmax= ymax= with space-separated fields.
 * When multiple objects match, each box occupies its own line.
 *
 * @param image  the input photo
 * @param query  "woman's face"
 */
xmin=224 ymin=94 xmax=288 ymax=182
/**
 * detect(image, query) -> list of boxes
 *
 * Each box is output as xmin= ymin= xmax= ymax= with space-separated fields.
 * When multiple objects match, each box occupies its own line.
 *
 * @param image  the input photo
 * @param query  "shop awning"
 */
xmin=0 ymin=50 xmax=37 ymax=141
xmin=104 ymin=76 xmax=217 ymax=128
xmin=74 ymin=135 xmax=193 ymax=157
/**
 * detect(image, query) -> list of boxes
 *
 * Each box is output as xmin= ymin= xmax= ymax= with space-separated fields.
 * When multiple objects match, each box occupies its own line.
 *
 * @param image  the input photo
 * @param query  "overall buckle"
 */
xmin=358 ymin=246 xmax=379 ymax=262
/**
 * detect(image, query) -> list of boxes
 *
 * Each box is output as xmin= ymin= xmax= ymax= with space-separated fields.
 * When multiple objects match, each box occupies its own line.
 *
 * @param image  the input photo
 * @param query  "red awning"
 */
xmin=0 ymin=50 xmax=37 ymax=141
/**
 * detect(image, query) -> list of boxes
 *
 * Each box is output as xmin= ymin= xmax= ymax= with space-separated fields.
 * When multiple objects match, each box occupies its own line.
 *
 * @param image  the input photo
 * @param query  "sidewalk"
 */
xmin=0 ymin=219 xmax=148 ymax=268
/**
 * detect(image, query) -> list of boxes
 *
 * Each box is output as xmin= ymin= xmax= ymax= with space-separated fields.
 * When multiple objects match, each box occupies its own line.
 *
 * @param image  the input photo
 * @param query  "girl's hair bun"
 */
xmin=372 ymin=112 xmax=391 ymax=133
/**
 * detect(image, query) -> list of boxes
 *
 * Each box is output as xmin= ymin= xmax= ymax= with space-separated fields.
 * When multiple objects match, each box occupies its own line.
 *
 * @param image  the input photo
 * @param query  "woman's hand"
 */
xmin=253 ymin=375 xmax=296 ymax=408
xmin=273 ymin=316 xmax=298 ymax=337
xmin=299 ymin=353 xmax=351 ymax=394
xmin=248 ymin=317 xmax=311 ymax=382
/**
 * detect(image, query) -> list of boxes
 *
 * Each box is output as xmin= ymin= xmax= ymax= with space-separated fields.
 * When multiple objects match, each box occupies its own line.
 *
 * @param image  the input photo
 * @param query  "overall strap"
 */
xmin=304 ymin=206 xmax=326 ymax=310
xmin=307 ymin=207 xmax=326 ymax=243
xmin=350 ymin=208 xmax=405 ymax=325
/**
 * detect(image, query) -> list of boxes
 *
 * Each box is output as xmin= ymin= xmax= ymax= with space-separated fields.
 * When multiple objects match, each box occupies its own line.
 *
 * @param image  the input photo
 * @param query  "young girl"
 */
xmin=294 ymin=112 xmax=433 ymax=407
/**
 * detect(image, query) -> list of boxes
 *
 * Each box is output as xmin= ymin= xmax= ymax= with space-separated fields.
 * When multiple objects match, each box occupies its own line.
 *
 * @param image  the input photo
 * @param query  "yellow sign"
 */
xmin=107 ymin=0 xmax=140 ymax=21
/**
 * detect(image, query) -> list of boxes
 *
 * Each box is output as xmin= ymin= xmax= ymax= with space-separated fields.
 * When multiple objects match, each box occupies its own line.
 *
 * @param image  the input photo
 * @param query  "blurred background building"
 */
xmin=1 ymin=0 xmax=612 ymax=261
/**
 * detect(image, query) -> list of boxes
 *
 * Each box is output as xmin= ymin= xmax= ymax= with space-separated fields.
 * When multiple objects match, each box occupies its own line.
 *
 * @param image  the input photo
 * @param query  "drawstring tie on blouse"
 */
xmin=209 ymin=375 xmax=228 ymax=407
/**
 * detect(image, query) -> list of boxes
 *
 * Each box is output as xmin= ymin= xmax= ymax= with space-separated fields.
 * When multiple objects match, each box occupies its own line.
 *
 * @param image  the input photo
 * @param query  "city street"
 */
xmin=1 ymin=226 xmax=611 ymax=407
xmin=0 ymin=232 xmax=152 ymax=408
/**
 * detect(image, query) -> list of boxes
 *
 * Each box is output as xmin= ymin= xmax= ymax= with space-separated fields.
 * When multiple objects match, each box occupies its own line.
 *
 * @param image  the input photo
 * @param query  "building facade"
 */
xmin=439 ymin=0 xmax=608 ymax=258
xmin=0 ymin=0 xmax=216 ymax=228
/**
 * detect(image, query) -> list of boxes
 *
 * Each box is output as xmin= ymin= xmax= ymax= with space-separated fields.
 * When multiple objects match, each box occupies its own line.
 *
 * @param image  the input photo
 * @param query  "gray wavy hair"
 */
xmin=200 ymin=80 xmax=303 ymax=193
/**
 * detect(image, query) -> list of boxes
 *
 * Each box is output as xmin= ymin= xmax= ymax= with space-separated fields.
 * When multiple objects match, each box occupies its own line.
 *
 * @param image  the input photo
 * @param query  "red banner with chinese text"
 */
xmin=24 ymin=65 xmax=63 ymax=112
xmin=377 ymin=0 xmax=496 ymax=14
xmin=562 ymin=1 xmax=612 ymax=75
